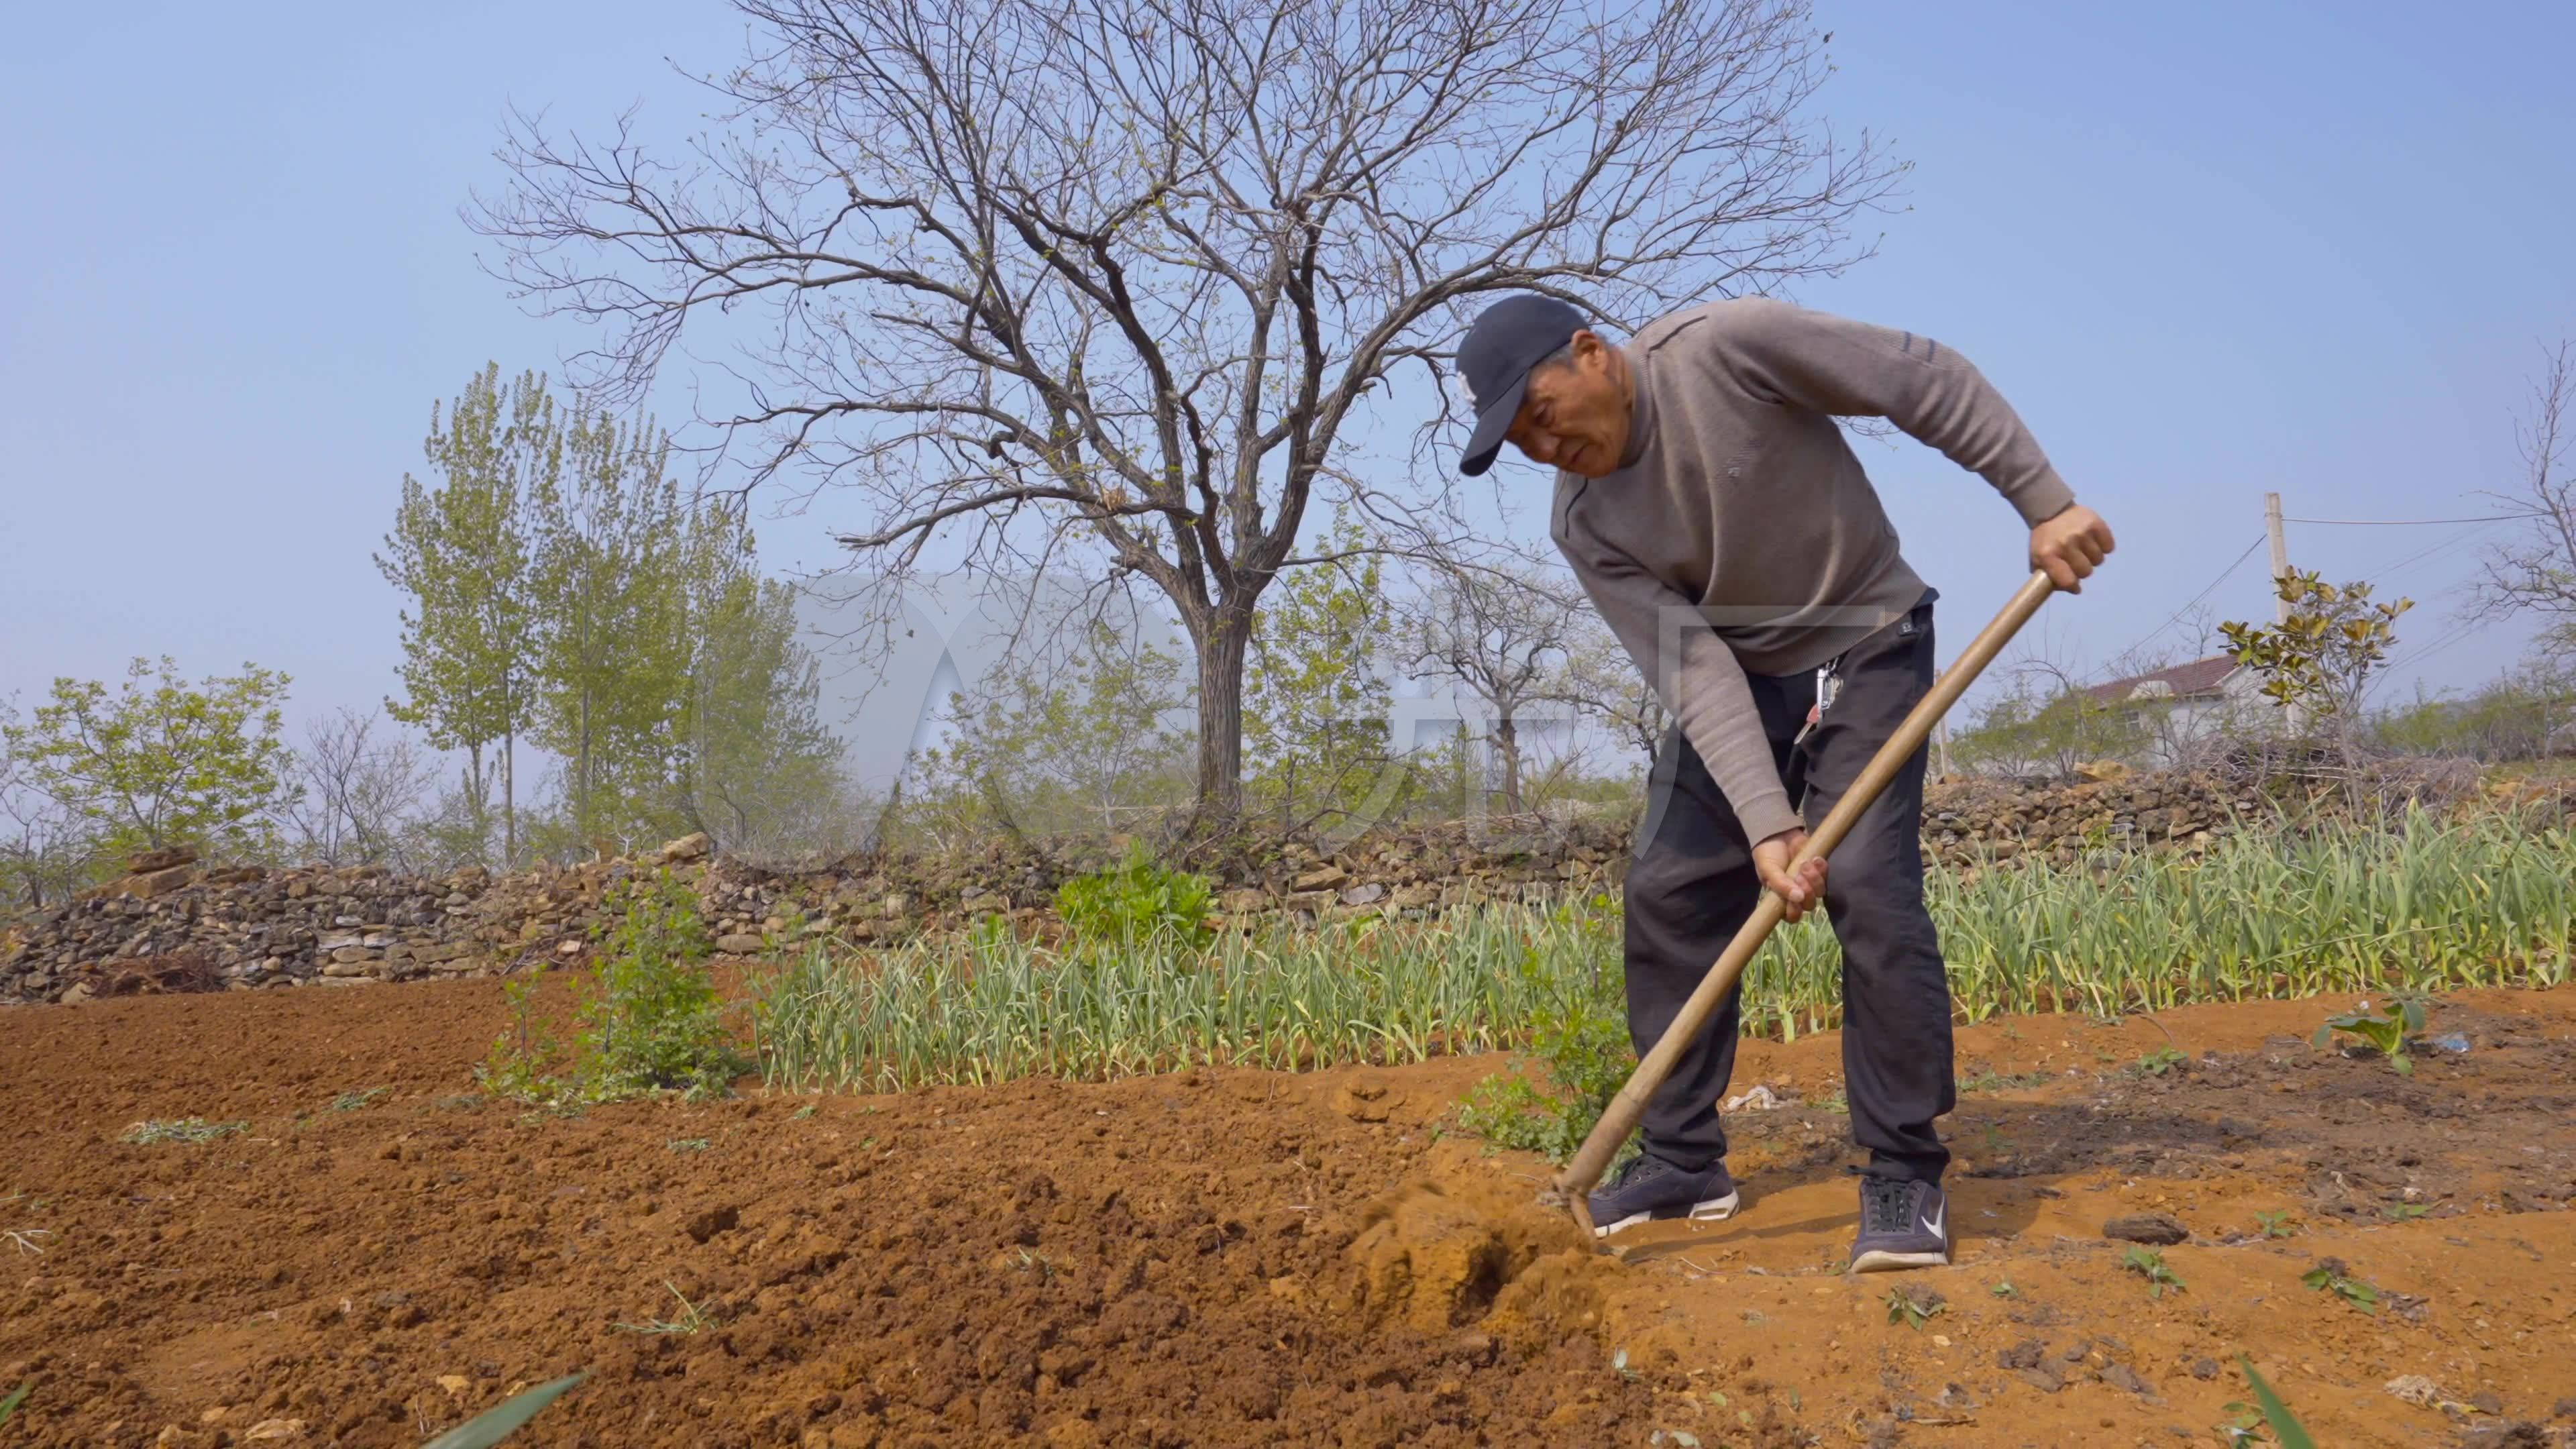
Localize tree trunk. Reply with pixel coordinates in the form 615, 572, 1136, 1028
1190, 609, 1249, 828
1495, 714, 1523, 814
501, 727, 517, 869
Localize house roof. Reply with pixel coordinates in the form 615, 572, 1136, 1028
2081, 654, 2241, 704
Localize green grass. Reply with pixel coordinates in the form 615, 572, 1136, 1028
750, 814, 2574, 1093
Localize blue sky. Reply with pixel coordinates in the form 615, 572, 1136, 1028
3, 0, 2570, 774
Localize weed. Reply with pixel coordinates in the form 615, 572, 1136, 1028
481, 870, 749, 1107
1883, 1287, 1946, 1330
2122, 1246, 2186, 1297
613, 1282, 716, 1336
667, 1137, 710, 1154
2225, 1355, 2316, 1449
2313, 996, 2426, 1075
791, 1104, 816, 1120
1960, 1069, 2053, 1093
1454, 947, 1631, 1165
2383, 1201, 2432, 1222
434, 1093, 486, 1113
326, 1087, 390, 1114
1989, 1279, 2019, 1299
2134, 1046, 2190, 1076
0, 1380, 24, 1427
2300, 1259, 2381, 1314
419, 1370, 586, 1449
2255, 1210, 2297, 1239
1816, 1089, 1849, 1116
1054, 843, 1215, 951
1012, 1248, 1057, 1283
120, 1118, 248, 1145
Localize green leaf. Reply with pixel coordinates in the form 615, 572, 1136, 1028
2236, 1356, 2316, 1449
2391, 1053, 2412, 1075
0, 1380, 30, 1425
419, 1371, 586, 1449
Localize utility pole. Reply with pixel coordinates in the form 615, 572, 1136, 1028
2263, 490, 2303, 734
2264, 491, 2292, 625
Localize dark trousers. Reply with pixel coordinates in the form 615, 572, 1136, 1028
1623, 590, 1952, 1184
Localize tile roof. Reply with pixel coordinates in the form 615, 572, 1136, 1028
2081, 654, 2241, 704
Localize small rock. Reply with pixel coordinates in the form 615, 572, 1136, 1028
2190, 1358, 2220, 1381
2385, 1374, 2442, 1407
127, 846, 200, 873
2102, 1212, 2190, 1246
2099, 1362, 2155, 1398
1290, 864, 1347, 892
2471, 1391, 2505, 1415
659, 831, 712, 863
1998, 1340, 2047, 1371
716, 933, 767, 955
1338, 882, 1385, 907
242, 1420, 307, 1442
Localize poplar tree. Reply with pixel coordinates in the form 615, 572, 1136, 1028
376, 364, 544, 865
1243, 515, 1393, 830
525, 408, 692, 852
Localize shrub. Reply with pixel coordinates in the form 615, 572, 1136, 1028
1455, 938, 1633, 1165
1054, 843, 1216, 951
479, 870, 747, 1104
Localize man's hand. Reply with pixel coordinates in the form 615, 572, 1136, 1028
1753, 828, 1827, 922
2031, 505, 2116, 593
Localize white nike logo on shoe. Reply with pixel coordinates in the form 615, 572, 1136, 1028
1921, 1204, 1944, 1238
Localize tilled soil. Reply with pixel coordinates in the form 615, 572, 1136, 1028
1, 981, 2571, 1448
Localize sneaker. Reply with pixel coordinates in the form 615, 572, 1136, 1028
1586, 1152, 1739, 1238
1849, 1176, 1950, 1271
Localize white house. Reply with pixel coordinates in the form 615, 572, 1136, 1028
2080, 654, 2275, 767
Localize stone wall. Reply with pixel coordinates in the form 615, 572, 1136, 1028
5, 766, 2563, 1005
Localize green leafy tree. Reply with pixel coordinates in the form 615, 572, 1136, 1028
376, 364, 545, 866
669, 499, 851, 855
2222, 570, 2414, 729
1244, 516, 1393, 830
1951, 676, 2151, 780
1, 657, 297, 862
916, 613, 1194, 840
0, 696, 101, 910
525, 405, 694, 855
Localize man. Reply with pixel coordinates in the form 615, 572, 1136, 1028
1452, 293, 2112, 1271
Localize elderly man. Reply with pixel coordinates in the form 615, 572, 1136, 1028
1452, 293, 2112, 1270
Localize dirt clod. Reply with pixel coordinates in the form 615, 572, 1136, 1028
2101, 1211, 2190, 1245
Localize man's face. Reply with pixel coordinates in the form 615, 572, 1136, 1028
1504, 330, 1629, 478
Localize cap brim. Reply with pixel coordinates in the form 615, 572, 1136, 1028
1456, 372, 1529, 477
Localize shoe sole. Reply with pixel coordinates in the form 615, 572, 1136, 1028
1849, 1246, 1950, 1273
1593, 1189, 1740, 1238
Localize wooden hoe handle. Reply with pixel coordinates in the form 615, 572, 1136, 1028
1555, 571, 2061, 1240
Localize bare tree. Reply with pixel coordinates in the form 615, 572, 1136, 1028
2473, 340, 2575, 662
1397, 558, 1584, 812
1554, 615, 1668, 772
478, 0, 1900, 825
276, 709, 436, 869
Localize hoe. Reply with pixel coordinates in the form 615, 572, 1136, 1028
1554, 570, 2063, 1245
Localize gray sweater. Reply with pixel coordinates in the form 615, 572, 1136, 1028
1550, 297, 2076, 844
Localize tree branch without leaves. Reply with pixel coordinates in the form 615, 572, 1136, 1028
476, 0, 1901, 822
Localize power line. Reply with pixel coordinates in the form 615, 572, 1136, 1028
2283, 513, 2530, 527
2098, 535, 2265, 673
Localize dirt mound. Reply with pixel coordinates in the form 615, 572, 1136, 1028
1337, 1167, 1613, 1346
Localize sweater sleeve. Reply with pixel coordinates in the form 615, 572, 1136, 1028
1553, 504, 1802, 844
1716, 297, 2078, 527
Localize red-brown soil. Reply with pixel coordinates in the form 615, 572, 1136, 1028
2, 981, 2573, 1447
